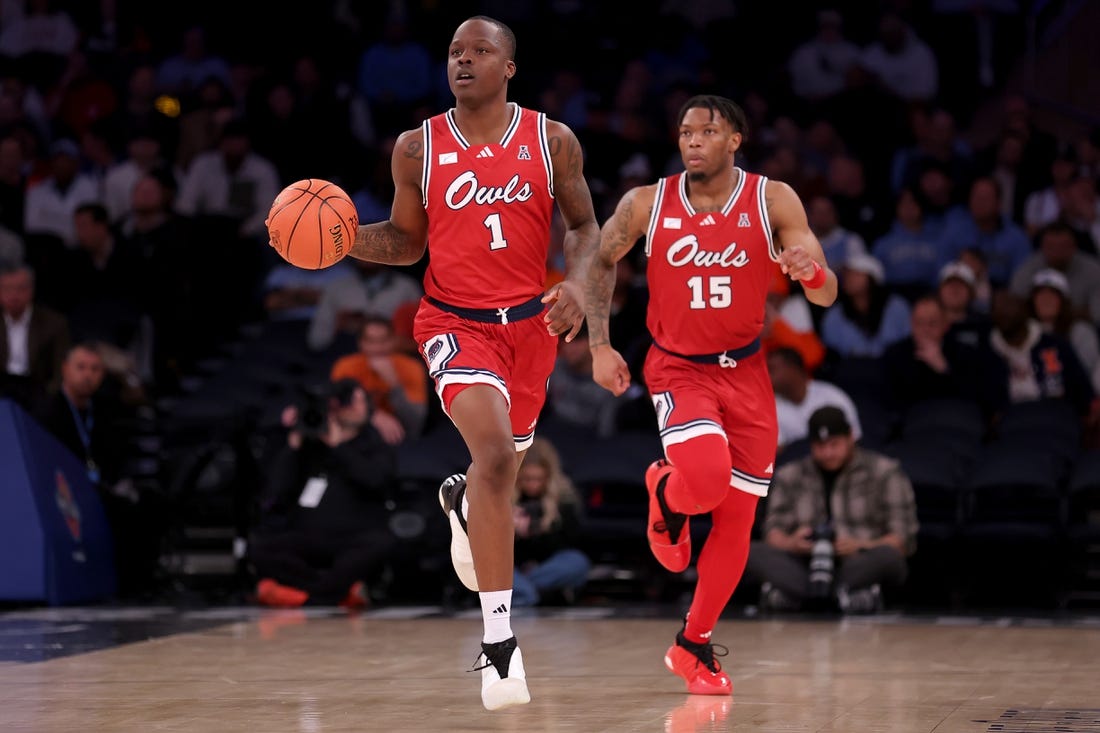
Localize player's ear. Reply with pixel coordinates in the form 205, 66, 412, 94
505, 60, 516, 81
729, 131, 742, 154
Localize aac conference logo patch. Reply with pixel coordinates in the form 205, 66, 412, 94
54, 470, 82, 542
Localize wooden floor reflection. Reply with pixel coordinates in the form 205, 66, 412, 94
1, 608, 1099, 732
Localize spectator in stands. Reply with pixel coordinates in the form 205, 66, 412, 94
36, 341, 162, 597
511, 437, 591, 607
22, 138, 102, 249
102, 126, 168, 225
0, 135, 28, 235
154, 25, 233, 101
786, 9, 861, 104
173, 116, 281, 244
988, 289, 1098, 420
1062, 175, 1100, 255
330, 315, 428, 445
762, 273, 825, 374
769, 347, 861, 453
891, 108, 974, 199
808, 193, 866, 272
858, 10, 938, 104
307, 259, 422, 353
262, 257, 355, 323
938, 176, 1031, 286
882, 293, 1007, 416
547, 324, 630, 437
746, 406, 918, 614
958, 246, 994, 314
1023, 149, 1078, 236
1009, 221, 1100, 324
249, 378, 398, 609
1028, 269, 1100, 393
872, 186, 948, 300
820, 253, 911, 358
937, 260, 993, 351
0, 263, 69, 411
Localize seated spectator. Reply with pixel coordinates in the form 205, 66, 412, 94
1062, 175, 1100, 255
0, 263, 70, 412
820, 253, 911, 358
511, 437, 591, 607
808, 193, 866, 273
768, 347, 862, 452
988, 289, 1098, 421
36, 341, 163, 597
872, 187, 945, 300
330, 316, 429, 444
249, 379, 398, 608
22, 138, 102, 249
262, 258, 356, 323
937, 260, 992, 351
547, 324, 630, 437
938, 176, 1031, 287
1023, 149, 1078, 236
1028, 269, 1100, 393
1011, 221, 1100, 324
786, 10, 861, 104
762, 270, 825, 374
883, 294, 1007, 416
958, 246, 994, 314
0, 223, 22, 267
308, 259, 423, 353
745, 406, 918, 614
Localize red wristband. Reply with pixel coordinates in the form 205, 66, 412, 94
803, 260, 827, 289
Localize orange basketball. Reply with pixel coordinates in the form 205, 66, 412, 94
267, 179, 358, 270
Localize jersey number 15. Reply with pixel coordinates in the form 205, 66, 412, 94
687, 275, 732, 309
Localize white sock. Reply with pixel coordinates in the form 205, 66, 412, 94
480, 589, 513, 643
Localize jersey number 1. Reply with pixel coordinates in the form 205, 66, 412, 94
484, 213, 508, 251
687, 275, 732, 309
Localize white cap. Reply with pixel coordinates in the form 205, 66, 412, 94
938, 261, 976, 288
843, 253, 885, 284
1031, 268, 1070, 297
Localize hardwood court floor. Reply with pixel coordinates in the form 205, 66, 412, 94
0, 606, 1098, 732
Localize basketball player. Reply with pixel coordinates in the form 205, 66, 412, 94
583, 95, 837, 696
338, 17, 599, 710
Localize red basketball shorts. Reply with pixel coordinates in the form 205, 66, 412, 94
643, 347, 778, 496
414, 299, 557, 450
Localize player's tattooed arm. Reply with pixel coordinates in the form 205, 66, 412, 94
547, 122, 600, 280
585, 185, 652, 349
348, 130, 429, 266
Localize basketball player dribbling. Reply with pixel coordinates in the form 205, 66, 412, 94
335, 16, 599, 710
584, 95, 838, 696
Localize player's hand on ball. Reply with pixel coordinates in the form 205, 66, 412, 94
591, 345, 631, 396
542, 280, 585, 341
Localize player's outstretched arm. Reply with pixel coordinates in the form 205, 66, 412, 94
348, 129, 429, 266
767, 180, 838, 307
543, 120, 600, 342
584, 184, 653, 396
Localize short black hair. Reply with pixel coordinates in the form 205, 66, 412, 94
768, 346, 805, 372
467, 15, 516, 61
677, 95, 748, 138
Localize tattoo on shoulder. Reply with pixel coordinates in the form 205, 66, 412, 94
403, 139, 423, 161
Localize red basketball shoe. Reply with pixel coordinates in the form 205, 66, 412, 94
664, 631, 733, 696
645, 460, 690, 572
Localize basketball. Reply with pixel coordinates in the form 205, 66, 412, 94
267, 179, 358, 270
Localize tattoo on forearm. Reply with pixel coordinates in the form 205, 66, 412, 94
349, 224, 418, 264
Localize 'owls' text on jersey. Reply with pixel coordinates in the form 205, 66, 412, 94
645, 167, 779, 355
421, 103, 554, 309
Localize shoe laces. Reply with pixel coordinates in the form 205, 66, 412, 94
678, 635, 729, 674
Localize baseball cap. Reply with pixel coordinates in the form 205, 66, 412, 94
938, 261, 976, 288
808, 406, 852, 442
1031, 267, 1070, 297
843, 253, 885, 284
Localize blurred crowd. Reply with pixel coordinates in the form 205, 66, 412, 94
1, 0, 1097, 604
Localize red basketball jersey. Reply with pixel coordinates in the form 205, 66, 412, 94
644, 168, 780, 354
421, 104, 554, 309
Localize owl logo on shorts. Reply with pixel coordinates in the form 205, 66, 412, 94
427, 340, 443, 362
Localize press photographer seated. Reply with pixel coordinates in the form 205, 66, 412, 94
745, 406, 919, 614
248, 378, 398, 608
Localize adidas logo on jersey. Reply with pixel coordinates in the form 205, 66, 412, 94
476, 147, 495, 158
699, 214, 717, 226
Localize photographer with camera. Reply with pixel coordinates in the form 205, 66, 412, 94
248, 378, 399, 608
745, 406, 918, 614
